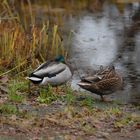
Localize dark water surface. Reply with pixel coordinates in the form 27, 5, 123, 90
20, 0, 140, 104
61, 1, 140, 104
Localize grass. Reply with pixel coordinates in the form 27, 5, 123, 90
8, 80, 27, 103
0, 76, 139, 138
0, 104, 18, 114
114, 112, 140, 128
79, 96, 94, 109
0, 21, 65, 73
0, 0, 68, 76
1, 0, 109, 76
0, 1, 139, 139
64, 86, 76, 105
36, 85, 58, 104
114, 114, 133, 128
105, 107, 122, 116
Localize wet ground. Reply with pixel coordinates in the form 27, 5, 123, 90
9, 0, 140, 104
63, 1, 140, 104
0, 95, 140, 140
0, 1, 140, 140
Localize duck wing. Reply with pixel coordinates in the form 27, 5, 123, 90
32, 62, 66, 78
81, 75, 102, 83
95, 76, 122, 94
34, 60, 54, 72
81, 66, 116, 83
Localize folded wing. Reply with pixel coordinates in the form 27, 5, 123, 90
32, 62, 66, 78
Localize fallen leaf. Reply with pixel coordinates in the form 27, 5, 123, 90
135, 123, 140, 129
0, 75, 9, 83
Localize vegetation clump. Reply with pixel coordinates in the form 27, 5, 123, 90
0, 1, 139, 139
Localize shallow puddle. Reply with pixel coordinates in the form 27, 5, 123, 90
62, 1, 140, 104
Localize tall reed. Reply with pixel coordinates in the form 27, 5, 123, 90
0, 0, 67, 75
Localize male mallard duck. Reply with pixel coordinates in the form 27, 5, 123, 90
77, 66, 123, 101
27, 55, 73, 86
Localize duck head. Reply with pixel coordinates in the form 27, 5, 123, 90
109, 65, 115, 70
55, 55, 65, 63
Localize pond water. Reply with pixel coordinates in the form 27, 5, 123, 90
61, 1, 140, 104
21, 0, 140, 104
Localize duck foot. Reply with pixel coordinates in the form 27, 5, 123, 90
100, 95, 113, 102
100, 95, 105, 102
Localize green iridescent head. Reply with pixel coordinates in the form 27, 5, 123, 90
55, 55, 65, 63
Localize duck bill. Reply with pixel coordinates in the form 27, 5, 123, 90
77, 82, 91, 87
25, 77, 30, 80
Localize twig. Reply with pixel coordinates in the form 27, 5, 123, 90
0, 17, 18, 20
0, 60, 27, 77
15, 67, 31, 76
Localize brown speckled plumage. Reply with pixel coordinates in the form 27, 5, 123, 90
78, 66, 123, 101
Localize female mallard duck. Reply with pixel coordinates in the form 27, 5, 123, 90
77, 66, 123, 101
27, 55, 73, 86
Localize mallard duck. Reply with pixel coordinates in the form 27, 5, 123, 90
27, 55, 73, 86
77, 66, 123, 101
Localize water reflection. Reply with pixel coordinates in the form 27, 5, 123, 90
68, 2, 140, 104
77, 16, 118, 66
14, 0, 140, 104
